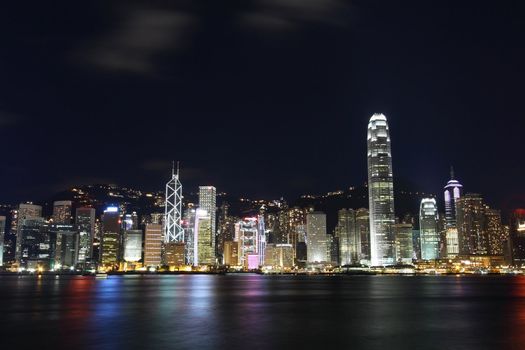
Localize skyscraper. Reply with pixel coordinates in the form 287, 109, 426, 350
356, 208, 370, 264
223, 240, 240, 266
510, 210, 525, 266
164, 242, 186, 267
445, 228, 459, 258
264, 244, 294, 269
484, 208, 507, 255
419, 198, 440, 260
52, 200, 73, 224
237, 217, 260, 267
144, 223, 163, 267
182, 205, 197, 265
52, 224, 79, 269
100, 206, 121, 270
18, 217, 46, 269
257, 214, 266, 265
306, 212, 328, 264
76, 207, 95, 264
165, 163, 184, 243
123, 230, 143, 263
199, 186, 217, 255
0, 216, 5, 266
336, 209, 354, 266
444, 167, 463, 228
194, 209, 215, 266
394, 223, 414, 264
456, 193, 487, 255
367, 113, 396, 266
336, 209, 363, 265
15, 203, 43, 264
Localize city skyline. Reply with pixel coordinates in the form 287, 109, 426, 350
2, 3, 525, 349
1, 109, 518, 271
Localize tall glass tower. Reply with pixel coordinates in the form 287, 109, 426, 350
419, 198, 440, 260
198, 186, 217, 262
444, 167, 463, 228
367, 113, 396, 266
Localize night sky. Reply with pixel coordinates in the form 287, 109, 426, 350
1, 1, 524, 208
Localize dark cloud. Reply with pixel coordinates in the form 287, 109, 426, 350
0, 111, 24, 126
75, 8, 195, 75
240, 0, 350, 30
141, 160, 173, 173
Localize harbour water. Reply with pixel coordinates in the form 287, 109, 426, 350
1, 274, 524, 349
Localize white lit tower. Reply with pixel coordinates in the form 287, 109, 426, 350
257, 213, 266, 266
444, 166, 463, 228
165, 162, 184, 243
419, 198, 440, 260
367, 113, 396, 266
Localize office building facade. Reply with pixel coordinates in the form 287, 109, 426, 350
306, 212, 328, 264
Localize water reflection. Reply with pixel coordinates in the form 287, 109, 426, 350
1, 275, 525, 349
509, 276, 525, 346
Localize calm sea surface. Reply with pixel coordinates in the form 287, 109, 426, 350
1, 274, 524, 350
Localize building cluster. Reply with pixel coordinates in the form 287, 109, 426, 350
0, 113, 524, 274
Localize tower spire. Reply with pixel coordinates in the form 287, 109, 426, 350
450, 165, 455, 180
165, 161, 184, 243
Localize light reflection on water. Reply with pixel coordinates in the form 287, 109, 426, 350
1, 275, 525, 349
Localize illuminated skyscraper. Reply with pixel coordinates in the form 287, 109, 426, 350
164, 242, 186, 267
456, 193, 487, 255
306, 212, 328, 263
445, 228, 459, 258
484, 208, 507, 255
165, 163, 184, 243
0, 216, 5, 266
194, 209, 215, 266
15, 203, 43, 263
356, 208, 370, 264
394, 223, 414, 264
52, 224, 79, 269
257, 214, 266, 265
199, 186, 216, 255
419, 198, 440, 260
76, 207, 95, 263
123, 230, 143, 262
336, 209, 352, 265
223, 240, 240, 266
183, 205, 196, 265
144, 223, 163, 267
52, 200, 73, 224
510, 210, 525, 266
237, 217, 260, 267
336, 209, 360, 265
367, 113, 396, 266
444, 167, 463, 228
264, 244, 294, 269
100, 206, 121, 270
18, 217, 46, 269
